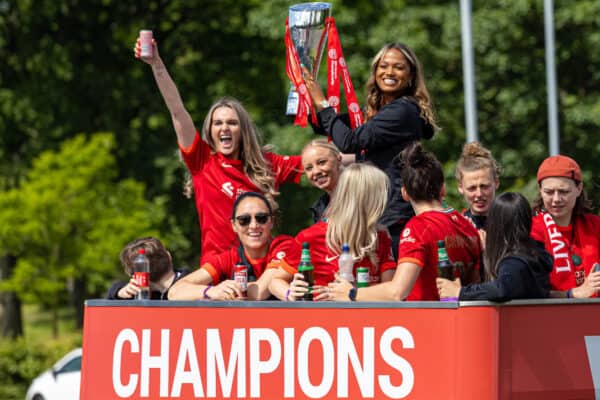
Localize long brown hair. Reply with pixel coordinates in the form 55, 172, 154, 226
184, 97, 279, 209
365, 43, 438, 130
484, 193, 537, 280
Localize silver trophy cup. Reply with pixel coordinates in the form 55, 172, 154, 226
286, 2, 332, 115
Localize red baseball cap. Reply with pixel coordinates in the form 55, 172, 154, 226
537, 155, 582, 183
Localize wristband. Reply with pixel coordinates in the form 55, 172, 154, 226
285, 289, 291, 302
203, 285, 212, 300
348, 287, 357, 301
566, 289, 573, 299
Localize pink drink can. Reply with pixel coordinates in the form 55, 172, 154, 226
140, 30, 153, 58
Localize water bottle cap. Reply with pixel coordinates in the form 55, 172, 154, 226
302, 242, 309, 249
342, 243, 349, 252
137, 248, 146, 255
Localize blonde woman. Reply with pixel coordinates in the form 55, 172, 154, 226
134, 35, 303, 263
269, 163, 396, 301
301, 139, 343, 222
327, 142, 482, 302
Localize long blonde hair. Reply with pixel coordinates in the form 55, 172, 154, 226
325, 163, 389, 265
365, 43, 438, 130
183, 97, 279, 208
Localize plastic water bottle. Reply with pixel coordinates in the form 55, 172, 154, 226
133, 248, 150, 300
338, 243, 355, 283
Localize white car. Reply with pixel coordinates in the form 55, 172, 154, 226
26, 347, 82, 400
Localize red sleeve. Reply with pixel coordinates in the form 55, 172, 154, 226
377, 229, 397, 273
266, 235, 301, 274
397, 220, 426, 268
202, 249, 236, 284
266, 153, 303, 186
179, 131, 212, 173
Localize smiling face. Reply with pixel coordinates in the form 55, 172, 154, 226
302, 145, 342, 194
457, 168, 499, 216
231, 196, 273, 257
210, 106, 241, 159
375, 48, 413, 103
540, 177, 582, 226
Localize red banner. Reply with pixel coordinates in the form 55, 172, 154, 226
80, 300, 600, 399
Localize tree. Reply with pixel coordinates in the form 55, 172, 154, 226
0, 133, 166, 337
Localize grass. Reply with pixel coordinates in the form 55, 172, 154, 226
0, 304, 82, 346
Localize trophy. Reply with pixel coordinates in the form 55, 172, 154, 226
285, 2, 332, 115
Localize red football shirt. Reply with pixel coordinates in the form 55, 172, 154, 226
201, 235, 300, 284
281, 221, 396, 286
531, 213, 600, 292
398, 209, 482, 301
180, 133, 303, 264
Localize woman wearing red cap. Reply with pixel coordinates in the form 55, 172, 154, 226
531, 155, 600, 298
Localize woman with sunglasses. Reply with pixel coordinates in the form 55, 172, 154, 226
168, 192, 299, 300
135, 35, 303, 265
303, 43, 438, 259
269, 163, 396, 301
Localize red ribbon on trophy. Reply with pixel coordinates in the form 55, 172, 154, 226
285, 17, 315, 127
325, 17, 364, 129
285, 17, 364, 129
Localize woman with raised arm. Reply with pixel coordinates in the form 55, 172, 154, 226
269, 163, 396, 301
169, 192, 299, 301
134, 35, 303, 263
303, 42, 438, 258
325, 142, 482, 302
437, 192, 553, 301
530, 155, 600, 299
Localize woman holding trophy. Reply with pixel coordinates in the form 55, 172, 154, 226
303, 42, 439, 259
134, 35, 303, 264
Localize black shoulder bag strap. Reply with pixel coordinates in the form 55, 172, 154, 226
233, 244, 257, 282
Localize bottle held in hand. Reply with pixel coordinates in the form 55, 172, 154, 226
133, 248, 150, 300
298, 242, 314, 301
437, 240, 457, 301
338, 243, 355, 283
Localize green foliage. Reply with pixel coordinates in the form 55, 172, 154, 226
0, 334, 80, 400
0, 133, 166, 327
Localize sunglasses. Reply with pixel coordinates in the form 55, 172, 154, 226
235, 212, 271, 226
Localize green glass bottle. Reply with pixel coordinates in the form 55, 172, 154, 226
298, 242, 314, 301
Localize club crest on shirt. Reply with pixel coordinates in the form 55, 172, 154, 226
400, 228, 416, 244
221, 182, 234, 197
276, 251, 286, 260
